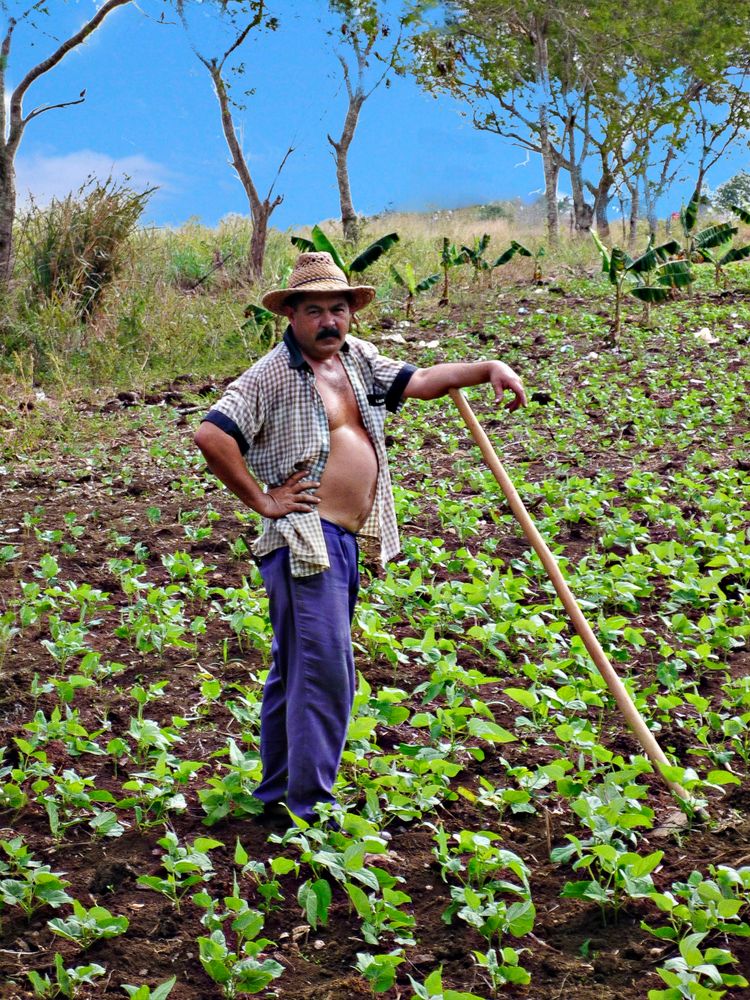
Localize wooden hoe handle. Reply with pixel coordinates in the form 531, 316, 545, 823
449, 388, 689, 804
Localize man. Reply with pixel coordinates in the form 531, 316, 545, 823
195, 251, 526, 826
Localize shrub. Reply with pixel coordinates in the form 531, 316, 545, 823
19, 177, 154, 319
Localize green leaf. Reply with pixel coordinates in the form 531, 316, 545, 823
681, 187, 701, 234
310, 225, 347, 272
415, 273, 441, 293
657, 261, 693, 288
290, 235, 315, 252
629, 247, 660, 273
492, 246, 518, 267
591, 230, 610, 272
719, 244, 750, 266
350, 233, 400, 273
731, 203, 750, 224
654, 239, 681, 259
510, 240, 532, 257
694, 222, 738, 250
467, 718, 516, 743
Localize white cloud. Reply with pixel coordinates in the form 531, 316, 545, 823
14, 150, 175, 206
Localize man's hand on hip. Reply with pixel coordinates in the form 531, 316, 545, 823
259, 470, 321, 518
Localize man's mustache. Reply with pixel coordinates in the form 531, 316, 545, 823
316, 328, 341, 340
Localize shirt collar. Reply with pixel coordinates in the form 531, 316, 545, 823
283, 325, 350, 371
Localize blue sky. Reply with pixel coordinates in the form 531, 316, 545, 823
7, 1, 747, 231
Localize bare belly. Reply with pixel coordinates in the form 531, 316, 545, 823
316, 424, 378, 533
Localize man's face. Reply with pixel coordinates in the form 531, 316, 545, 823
283, 293, 353, 362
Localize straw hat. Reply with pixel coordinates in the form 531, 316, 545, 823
261, 252, 376, 315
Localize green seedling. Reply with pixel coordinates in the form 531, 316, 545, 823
198, 739, 264, 826
234, 839, 297, 912
472, 946, 531, 990
408, 966, 487, 1000
197, 926, 284, 998
0, 864, 73, 917
120, 754, 204, 829
48, 899, 129, 948
557, 843, 663, 924
643, 864, 750, 941
136, 831, 223, 911
648, 931, 748, 999
121, 976, 177, 1000
345, 881, 416, 946
26, 953, 106, 998
38, 767, 120, 841
355, 950, 406, 994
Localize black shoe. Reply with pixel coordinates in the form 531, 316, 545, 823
252, 801, 291, 829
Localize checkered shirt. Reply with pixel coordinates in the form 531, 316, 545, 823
202, 327, 416, 577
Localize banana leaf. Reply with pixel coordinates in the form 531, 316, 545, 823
510, 240, 533, 257
477, 233, 491, 254
415, 272, 442, 293
629, 247, 659, 274
694, 223, 738, 250
681, 187, 701, 235
591, 230, 611, 273
350, 233, 400, 273
492, 245, 518, 267
654, 239, 681, 260
720, 244, 750, 266
389, 263, 410, 291
309, 225, 347, 273
657, 260, 693, 288
630, 285, 671, 303
609, 246, 633, 284
731, 204, 750, 225
290, 235, 315, 252
242, 303, 276, 329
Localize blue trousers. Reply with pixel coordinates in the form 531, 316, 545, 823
254, 520, 359, 822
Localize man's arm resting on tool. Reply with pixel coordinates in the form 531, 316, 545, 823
194, 422, 320, 518
403, 361, 527, 411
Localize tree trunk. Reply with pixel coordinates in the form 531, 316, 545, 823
250, 201, 273, 282
567, 115, 593, 233
595, 191, 611, 240
542, 153, 560, 245
640, 164, 659, 239
627, 181, 640, 250
570, 162, 594, 233
589, 158, 614, 240
211, 66, 282, 281
329, 93, 364, 243
0, 152, 16, 287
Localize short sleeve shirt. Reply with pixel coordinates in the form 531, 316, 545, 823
202, 327, 416, 577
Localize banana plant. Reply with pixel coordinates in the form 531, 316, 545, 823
390, 263, 440, 319
592, 232, 689, 341
493, 240, 546, 282
690, 204, 750, 287
439, 237, 468, 304
460, 233, 492, 281
242, 303, 280, 347
679, 187, 739, 278
291, 224, 399, 279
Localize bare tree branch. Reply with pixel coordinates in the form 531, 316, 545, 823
23, 91, 87, 127
7, 0, 132, 154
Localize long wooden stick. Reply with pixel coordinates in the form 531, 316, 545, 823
450, 388, 689, 803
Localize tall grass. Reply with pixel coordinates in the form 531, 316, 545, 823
18, 178, 154, 319
0, 198, 632, 390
